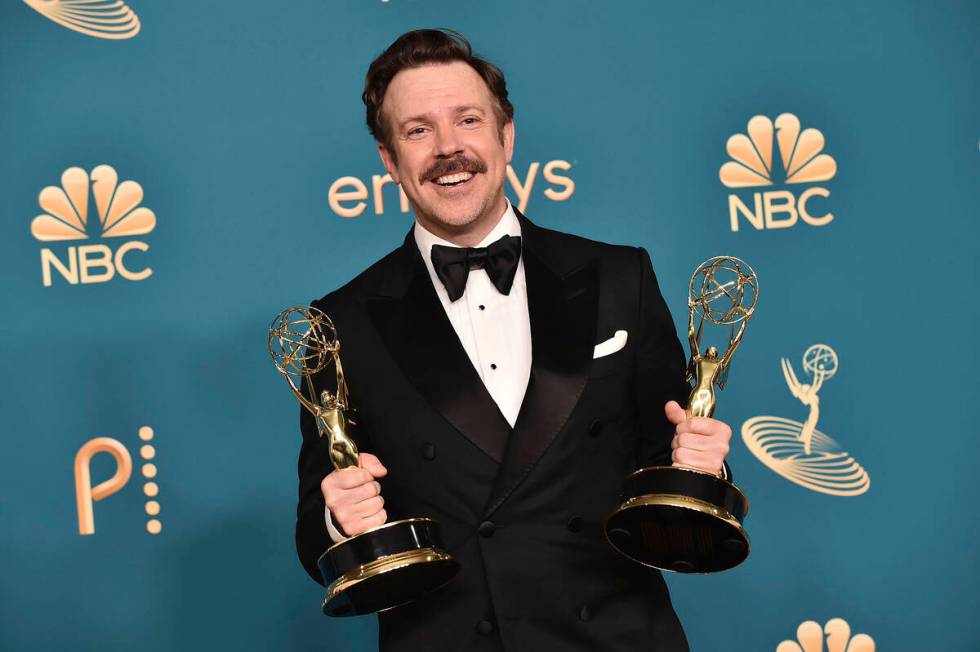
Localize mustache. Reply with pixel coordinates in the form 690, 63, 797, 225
420, 155, 488, 184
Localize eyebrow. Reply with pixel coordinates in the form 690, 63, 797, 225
398, 105, 487, 129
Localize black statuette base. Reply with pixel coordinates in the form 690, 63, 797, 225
316, 517, 460, 616
605, 466, 750, 574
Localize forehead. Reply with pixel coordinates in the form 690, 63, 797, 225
383, 61, 495, 120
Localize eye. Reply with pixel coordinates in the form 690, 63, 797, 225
405, 126, 429, 139
459, 116, 481, 128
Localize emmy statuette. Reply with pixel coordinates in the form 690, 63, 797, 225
605, 256, 757, 573
269, 306, 459, 615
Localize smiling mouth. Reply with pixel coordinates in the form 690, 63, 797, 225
433, 171, 475, 187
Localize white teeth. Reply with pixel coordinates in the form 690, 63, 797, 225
435, 172, 473, 185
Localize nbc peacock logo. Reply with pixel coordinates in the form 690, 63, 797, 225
741, 344, 870, 496
776, 617, 875, 652
23, 0, 141, 40
720, 113, 837, 232
31, 164, 156, 287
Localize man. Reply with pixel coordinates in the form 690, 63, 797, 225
295, 29, 733, 651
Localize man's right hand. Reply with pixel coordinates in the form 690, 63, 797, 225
321, 452, 388, 537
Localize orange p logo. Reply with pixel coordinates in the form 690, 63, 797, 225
74, 437, 133, 535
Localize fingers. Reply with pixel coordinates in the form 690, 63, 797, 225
674, 416, 732, 438
664, 400, 687, 426
351, 495, 385, 518
671, 431, 729, 455
322, 473, 380, 507
669, 413, 732, 476
321, 458, 388, 536
671, 448, 723, 475
329, 466, 376, 490
359, 452, 388, 478
343, 480, 382, 504
351, 509, 388, 535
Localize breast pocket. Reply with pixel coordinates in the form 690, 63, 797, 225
588, 347, 630, 379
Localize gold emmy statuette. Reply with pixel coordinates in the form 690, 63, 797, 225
605, 256, 757, 573
268, 306, 459, 616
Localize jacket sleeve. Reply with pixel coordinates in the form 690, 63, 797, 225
631, 247, 693, 470
630, 248, 734, 480
293, 298, 374, 584
295, 372, 334, 585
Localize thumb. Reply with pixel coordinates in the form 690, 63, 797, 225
359, 452, 388, 478
664, 400, 687, 426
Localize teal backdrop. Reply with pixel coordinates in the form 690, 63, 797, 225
2, 1, 978, 650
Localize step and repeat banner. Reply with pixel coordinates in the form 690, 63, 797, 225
2, 1, 978, 650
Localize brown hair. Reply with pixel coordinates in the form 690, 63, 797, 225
363, 29, 515, 152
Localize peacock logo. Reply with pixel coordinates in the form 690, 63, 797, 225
720, 113, 837, 232
30, 165, 155, 287
741, 344, 870, 496
23, 0, 141, 40
776, 618, 875, 652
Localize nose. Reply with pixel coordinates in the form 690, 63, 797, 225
432, 124, 463, 158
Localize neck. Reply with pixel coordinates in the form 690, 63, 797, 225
416, 194, 508, 247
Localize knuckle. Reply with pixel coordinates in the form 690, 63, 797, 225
345, 522, 364, 536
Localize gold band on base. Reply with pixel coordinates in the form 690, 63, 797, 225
615, 492, 747, 537
323, 548, 456, 614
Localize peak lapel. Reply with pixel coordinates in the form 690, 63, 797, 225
365, 235, 512, 464
483, 221, 598, 518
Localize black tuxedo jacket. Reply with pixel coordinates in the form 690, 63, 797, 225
296, 214, 692, 651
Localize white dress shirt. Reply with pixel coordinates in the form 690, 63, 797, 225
413, 201, 532, 426
326, 201, 532, 541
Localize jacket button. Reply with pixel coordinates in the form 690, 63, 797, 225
588, 419, 603, 436
578, 605, 593, 622
478, 521, 496, 538
421, 442, 436, 460
566, 516, 584, 533
475, 619, 494, 635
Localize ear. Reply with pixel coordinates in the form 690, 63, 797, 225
378, 142, 400, 184
503, 120, 515, 164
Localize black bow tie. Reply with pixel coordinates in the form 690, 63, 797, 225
430, 234, 522, 302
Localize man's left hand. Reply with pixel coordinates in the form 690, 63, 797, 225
664, 400, 731, 476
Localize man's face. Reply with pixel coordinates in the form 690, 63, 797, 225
378, 61, 515, 243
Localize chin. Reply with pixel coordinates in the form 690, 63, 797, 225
428, 199, 490, 228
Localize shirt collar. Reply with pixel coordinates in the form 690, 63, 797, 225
413, 200, 521, 259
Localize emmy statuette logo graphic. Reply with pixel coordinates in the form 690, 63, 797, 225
776, 618, 875, 652
742, 344, 870, 496
75, 426, 162, 535
24, 0, 141, 40
720, 114, 837, 232
31, 165, 156, 287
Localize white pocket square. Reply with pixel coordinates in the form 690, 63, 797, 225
593, 330, 628, 359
